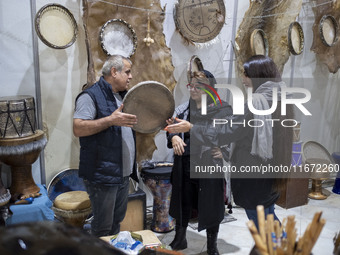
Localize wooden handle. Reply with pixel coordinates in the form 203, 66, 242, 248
257, 205, 267, 245
247, 220, 269, 255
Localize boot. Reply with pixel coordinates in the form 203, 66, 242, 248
169, 225, 187, 250
207, 226, 220, 255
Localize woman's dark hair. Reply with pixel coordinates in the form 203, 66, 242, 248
243, 55, 293, 192
243, 55, 282, 92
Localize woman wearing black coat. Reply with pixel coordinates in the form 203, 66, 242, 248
166, 70, 232, 255
166, 55, 294, 229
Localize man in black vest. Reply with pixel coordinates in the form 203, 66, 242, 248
73, 55, 138, 237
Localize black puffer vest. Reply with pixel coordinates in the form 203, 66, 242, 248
77, 77, 137, 185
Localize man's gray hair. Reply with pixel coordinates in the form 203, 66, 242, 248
102, 55, 131, 76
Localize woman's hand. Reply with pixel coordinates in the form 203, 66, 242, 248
165, 118, 193, 133
211, 147, 223, 159
171, 135, 187, 156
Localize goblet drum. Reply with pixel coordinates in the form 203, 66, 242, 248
0, 95, 46, 199
0, 130, 47, 199
140, 161, 174, 233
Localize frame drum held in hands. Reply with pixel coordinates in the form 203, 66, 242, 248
122, 81, 175, 134
35, 4, 78, 49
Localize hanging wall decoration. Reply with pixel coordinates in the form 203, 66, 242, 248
234, 0, 302, 76
288, 21, 304, 55
319, 15, 339, 47
311, 0, 340, 73
250, 29, 269, 56
173, 0, 225, 45
100, 19, 138, 57
82, 0, 176, 162
187, 55, 204, 83
35, 3, 78, 49
143, 12, 155, 47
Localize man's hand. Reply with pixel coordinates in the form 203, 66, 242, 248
108, 104, 137, 128
73, 104, 137, 137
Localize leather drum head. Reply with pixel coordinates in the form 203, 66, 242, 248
250, 29, 269, 56
123, 81, 175, 134
288, 21, 304, 55
35, 4, 78, 49
187, 55, 204, 83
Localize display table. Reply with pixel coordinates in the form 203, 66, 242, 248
6, 184, 54, 225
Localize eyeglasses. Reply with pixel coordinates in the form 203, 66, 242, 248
186, 81, 210, 91
186, 83, 201, 91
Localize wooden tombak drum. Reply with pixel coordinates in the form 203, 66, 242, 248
0, 96, 47, 199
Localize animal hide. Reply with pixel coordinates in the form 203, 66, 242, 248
82, 0, 176, 162
234, 0, 302, 76
311, 0, 340, 73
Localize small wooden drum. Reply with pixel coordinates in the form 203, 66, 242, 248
52, 191, 92, 228
141, 162, 174, 233
0, 96, 36, 139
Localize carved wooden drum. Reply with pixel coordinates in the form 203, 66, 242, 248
0, 96, 36, 139
0, 96, 46, 198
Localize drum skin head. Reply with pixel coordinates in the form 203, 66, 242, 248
54, 191, 90, 210
123, 81, 175, 134
288, 21, 304, 55
35, 3, 78, 49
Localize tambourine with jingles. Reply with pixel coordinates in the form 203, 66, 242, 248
122, 81, 175, 134
100, 19, 137, 58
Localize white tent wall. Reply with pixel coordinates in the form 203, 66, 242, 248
0, 0, 339, 188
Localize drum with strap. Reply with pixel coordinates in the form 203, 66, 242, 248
141, 161, 174, 233
52, 191, 92, 228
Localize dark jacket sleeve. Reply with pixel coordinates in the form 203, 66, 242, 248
190, 104, 253, 147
